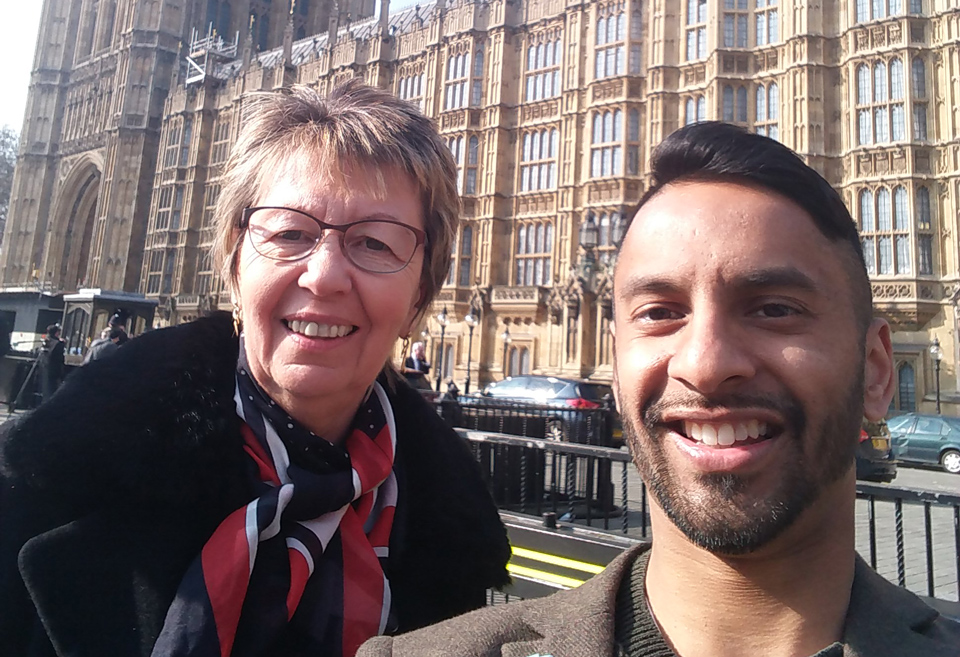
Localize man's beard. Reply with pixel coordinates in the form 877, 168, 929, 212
622, 384, 863, 555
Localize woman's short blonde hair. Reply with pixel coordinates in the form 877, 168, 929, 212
213, 80, 459, 322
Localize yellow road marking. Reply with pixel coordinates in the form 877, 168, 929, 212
507, 563, 586, 589
510, 546, 605, 575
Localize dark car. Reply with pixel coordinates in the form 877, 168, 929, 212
856, 418, 897, 483
888, 413, 960, 474
467, 375, 622, 446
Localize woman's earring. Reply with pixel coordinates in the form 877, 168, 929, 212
232, 303, 243, 336
400, 336, 410, 361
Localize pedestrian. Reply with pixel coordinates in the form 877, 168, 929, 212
403, 341, 431, 374
37, 323, 64, 403
0, 80, 509, 657
357, 123, 960, 656
83, 327, 125, 363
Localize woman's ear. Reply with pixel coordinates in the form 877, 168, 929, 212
863, 318, 895, 422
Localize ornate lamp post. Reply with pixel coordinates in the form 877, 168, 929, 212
578, 214, 600, 284
930, 337, 943, 414
501, 326, 512, 376
464, 308, 478, 394
434, 306, 449, 392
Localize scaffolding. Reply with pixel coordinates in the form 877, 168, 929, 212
185, 24, 239, 85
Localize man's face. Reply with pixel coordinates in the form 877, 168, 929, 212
612, 181, 891, 555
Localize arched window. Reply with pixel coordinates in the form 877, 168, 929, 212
737, 86, 748, 122
468, 136, 479, 165
912, 58, 926, 98
873, 62, 888, 102
897, 363, 916, 411
859, 189, 875, 232
593, 114, 602, 142
527, 46, 536, 70
443, 343, 454, 379
685, 98, 696, 125
916, 186, 931, 228
696, 96, 706, 122
509, 347, 520, 376
599, 213, 611, 246
891, 58, 904, 99
757, 85, 767, 122
517, 225, 527, 254
629, 109, 640, 140
613, 110, 623, 140
723, 85, 734, 121
877, 188, 892, 230
893, 186, 908, 230
603, 112, 613, 141
856, 65, 870, 105
597, 16, 607, 45
520, 348, 531, 375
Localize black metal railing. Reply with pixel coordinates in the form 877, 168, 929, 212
458, 428, 960, 603
460, 429, 643, 535
856, 483, 960, 602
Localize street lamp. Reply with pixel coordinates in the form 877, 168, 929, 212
501, 326, 512, 376
464, 308, 478, 394
578, 214, 599, 283
434, 306, 449, 392
930, 337, 943, 414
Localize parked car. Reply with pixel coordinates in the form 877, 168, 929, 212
856, 418, 898, 483
887, 413, 960, 474
466, 375, 622, 446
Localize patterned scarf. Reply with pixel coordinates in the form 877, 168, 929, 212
152, 347, 398, 657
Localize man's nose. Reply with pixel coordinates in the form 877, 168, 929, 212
667, 308, 756, 395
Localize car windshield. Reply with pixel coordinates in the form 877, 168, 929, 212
577, 383, 613, 401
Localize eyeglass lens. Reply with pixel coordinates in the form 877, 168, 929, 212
246, 207, 419, 273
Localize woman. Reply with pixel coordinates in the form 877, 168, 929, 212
0, 81, 510, 657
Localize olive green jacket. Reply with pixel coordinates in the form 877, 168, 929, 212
358, 543, 960, 657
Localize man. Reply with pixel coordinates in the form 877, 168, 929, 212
403, 341, 431, 374
358, 123, 960, 656
83, 327, 124, 363
37, 323, 65, 403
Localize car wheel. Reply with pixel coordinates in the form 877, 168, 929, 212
941, 449, 960, 475
545, 419, 564, 441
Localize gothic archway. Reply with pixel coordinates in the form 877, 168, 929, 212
46, 159, 102, 292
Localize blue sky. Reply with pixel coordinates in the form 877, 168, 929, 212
0, 1, 426, 134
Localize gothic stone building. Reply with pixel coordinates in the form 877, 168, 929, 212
6, 0, 960, 413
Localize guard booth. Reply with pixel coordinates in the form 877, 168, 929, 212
61, 289, 158, 363
0, 289, 66, 407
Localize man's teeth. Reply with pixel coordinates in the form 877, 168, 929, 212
287, 320, 352, 338
682, 420, 770, 446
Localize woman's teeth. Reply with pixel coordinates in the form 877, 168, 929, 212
682, 420, 770, 447
287, 320, 352, 338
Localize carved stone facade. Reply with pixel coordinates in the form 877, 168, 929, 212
8, 0, 960, 413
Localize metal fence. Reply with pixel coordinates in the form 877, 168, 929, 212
457, 428, 960, 603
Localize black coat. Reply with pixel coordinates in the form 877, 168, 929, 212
0, 313, 510, 657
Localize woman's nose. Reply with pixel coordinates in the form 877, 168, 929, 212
298, 236, 353, 295
667, 308, 756, 395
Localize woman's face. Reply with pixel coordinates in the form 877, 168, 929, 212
236, 154, 425, 422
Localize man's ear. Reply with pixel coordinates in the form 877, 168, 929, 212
610, 319, 621, 414
863, 318, 895, 421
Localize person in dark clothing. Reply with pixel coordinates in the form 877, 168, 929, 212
83, 327, 124, 364
37, 324, 65, 403
402, 341, 431, 374
0, 81, 509, 657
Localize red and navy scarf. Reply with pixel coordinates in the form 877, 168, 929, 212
152, 351, 398, 657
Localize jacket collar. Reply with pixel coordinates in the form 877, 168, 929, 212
841, 555, 952, 657
505, 545, 952, 657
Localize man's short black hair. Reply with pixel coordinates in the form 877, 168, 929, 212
623, 122, 872, 332
46, 324, 60, 338
108, 328, 125, 341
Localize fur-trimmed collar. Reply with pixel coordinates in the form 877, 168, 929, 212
2, 313, 252, 509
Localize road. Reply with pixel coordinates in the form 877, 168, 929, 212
889, 463, 960, 493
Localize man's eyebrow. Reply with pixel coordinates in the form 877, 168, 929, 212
615, 267, 821, 300
615, 276, 685, 300
729, 267, 820, 294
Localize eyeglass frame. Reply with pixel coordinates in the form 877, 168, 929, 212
238, 205, 428, 274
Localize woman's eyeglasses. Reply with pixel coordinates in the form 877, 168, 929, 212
240, 206, 426, 274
